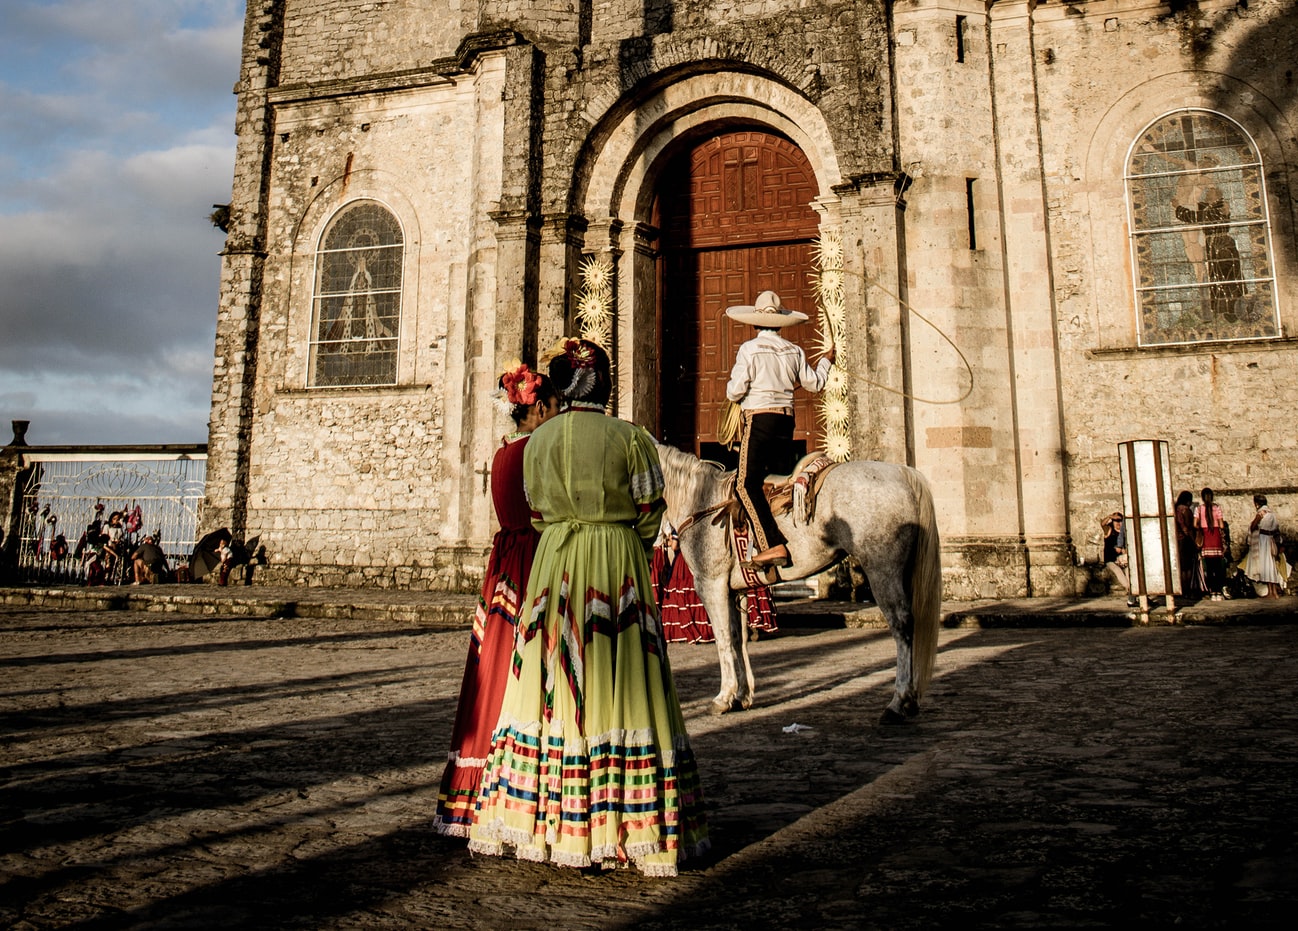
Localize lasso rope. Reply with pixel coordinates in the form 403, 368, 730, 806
835, 271, 976, 406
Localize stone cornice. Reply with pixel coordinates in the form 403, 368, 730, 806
266, 31, 528, 106
1087, 336, 1298, 359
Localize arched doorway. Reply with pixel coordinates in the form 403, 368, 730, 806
655, 128, 822, 463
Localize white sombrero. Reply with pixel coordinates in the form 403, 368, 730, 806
724, 290, 809, 328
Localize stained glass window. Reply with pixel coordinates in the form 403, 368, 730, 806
309, 201, 403, 386
1126, 110, 1278, 345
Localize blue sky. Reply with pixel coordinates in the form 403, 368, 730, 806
0, 1, 243, 446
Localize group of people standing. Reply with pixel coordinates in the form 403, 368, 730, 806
431, 340, 708, 876
432, 290, 834, 877
1104, 487, 1287, 602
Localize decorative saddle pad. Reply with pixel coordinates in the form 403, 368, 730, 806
764, 453, 838, 525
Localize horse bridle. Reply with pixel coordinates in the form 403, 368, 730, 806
669, 478, 739, 538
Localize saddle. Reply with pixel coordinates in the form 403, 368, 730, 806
763, 452, 838, 526
728, 453, 840, 588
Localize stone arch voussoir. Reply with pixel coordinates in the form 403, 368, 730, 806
577, 71, 841, 227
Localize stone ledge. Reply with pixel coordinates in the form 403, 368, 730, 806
0, 586, 476, 630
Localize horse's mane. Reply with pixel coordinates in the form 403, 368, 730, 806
654, 441, 732, 526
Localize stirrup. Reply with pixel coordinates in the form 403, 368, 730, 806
741, 562, 783, 585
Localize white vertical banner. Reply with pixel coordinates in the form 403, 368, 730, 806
1118, 440, 1180, 598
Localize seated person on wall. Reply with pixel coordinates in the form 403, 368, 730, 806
1101, 512, 1138, 608
102, 510, 128, 578
131, 535, 169, 585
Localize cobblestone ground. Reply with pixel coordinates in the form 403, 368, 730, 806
1, 607, 1296, 929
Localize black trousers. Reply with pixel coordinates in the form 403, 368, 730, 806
737, 412, 794, 552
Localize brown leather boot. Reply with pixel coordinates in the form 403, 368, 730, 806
750, 544, 791, 568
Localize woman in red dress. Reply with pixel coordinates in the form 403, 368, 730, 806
433, 364, 558, 836
651, 522, 778, 644
651, 524, 714, 643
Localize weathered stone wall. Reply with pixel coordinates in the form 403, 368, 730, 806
277, 1, 472, 84
211, 30, 517, 588
1034, 0, 1298, 569
206, 0, 1298, 595
892, 1, 1052, 597
571, 1, 894, 204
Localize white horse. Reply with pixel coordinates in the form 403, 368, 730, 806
654, 441, 942, 724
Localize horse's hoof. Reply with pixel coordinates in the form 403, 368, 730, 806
710, 699, 733, 716
878, 707, 908, 726
740, 695, 755, 710
901, 697, 921, 718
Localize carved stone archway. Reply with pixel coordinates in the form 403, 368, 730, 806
573, 71, 844, 432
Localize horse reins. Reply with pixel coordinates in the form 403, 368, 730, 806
671, 496, 735, 537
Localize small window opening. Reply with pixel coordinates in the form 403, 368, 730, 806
955, 16, 967, 63
966, 177, 977, 250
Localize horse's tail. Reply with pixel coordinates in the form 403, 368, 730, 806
906, 468, 942, 697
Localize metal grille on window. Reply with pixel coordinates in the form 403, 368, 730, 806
309, 201, 403, 386
1126, 110, 1279, 346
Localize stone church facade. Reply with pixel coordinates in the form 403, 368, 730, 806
204, 0, 1298, 597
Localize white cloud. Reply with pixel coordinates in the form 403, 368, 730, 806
0, 1, 241, 447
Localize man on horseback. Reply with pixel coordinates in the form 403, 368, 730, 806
725, 290, 835, 569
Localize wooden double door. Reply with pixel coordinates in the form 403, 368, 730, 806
656, 129, 822, 463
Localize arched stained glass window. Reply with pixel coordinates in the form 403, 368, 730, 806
1126, 110, 1279, 346
309, 201, 403, 386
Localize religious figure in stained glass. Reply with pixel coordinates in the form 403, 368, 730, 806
1126, 111, 1278, 345
309, 202, 403, 387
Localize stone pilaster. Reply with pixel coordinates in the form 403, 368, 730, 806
834, 179, 912, 466
989, 0, 1072, 594
537, 213, 589, 360
0, 421, 30, 578
626, 221, 661, 429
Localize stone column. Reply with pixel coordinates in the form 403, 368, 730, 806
832, 180, 911, 465
989, 0, 1072, 594
0, 421, 30, 578
626, 221, 660, 429
202, 4, 283, 541
536, 213, 588, 361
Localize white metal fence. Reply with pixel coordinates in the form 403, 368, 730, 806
15, 451, 206, 585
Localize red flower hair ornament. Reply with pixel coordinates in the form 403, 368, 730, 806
493, 362, 542, 416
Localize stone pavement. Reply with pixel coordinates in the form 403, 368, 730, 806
1, 587, 1296, 929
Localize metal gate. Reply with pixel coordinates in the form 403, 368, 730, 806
15, 451, 206, 585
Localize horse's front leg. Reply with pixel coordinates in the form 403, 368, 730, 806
695, 574, 750, 714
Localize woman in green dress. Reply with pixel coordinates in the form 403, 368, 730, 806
467, 338, 709, 877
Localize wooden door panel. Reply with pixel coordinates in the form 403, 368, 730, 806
658, 129, 822, 457
691, 245, 820, 450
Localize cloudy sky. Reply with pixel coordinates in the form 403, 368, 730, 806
0, 1, 243, 447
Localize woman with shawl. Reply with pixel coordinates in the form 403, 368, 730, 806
1244, 494, 1286, 599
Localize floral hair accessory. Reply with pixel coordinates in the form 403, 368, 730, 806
493, 361, 543, 416
500, 363, 542, 406
540, 336, 608, 402
563, 339, 597, 370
